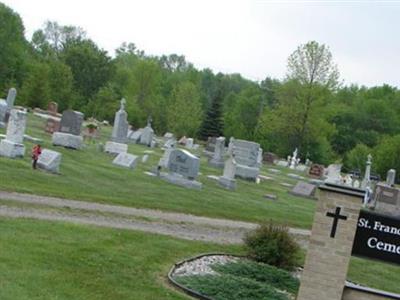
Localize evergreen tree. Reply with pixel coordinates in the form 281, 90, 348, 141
198, 90, 224, 140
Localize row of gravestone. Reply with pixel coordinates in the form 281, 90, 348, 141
0, 108, 62, 173
151, 137, 263, 190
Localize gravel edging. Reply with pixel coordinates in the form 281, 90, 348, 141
168, 253, 244, 300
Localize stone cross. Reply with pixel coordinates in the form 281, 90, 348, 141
120, 98, 126, 111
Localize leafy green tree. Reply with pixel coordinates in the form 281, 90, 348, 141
19, 61, 50, 108
343, 144, 372, 174
167, 82, 203, 137
224, 86, 263, 141
374, 135, 400, 182
62, 39, 114, 104
0, 3, 28, 92
48, 60, 74, 111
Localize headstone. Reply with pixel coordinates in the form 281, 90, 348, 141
0, 101, 7, 128
37, 149, 62, 173
208, 137, 225, 168
386, 169, 396, 187
309, 164, 324, 178
229, 138, 261, 181
127, 129, 143, 143
159, 146, 175, 168
297, 184, 364, 300
59, 110, 84, 135
290, 181, 317, 199
295, 164, 307, 172
276, 160, 288, 167
111, 98, 129, 143
361, 154, 372, 189
163, 138, 176, 149
139, 126, 154, 146
160, 149, 202, 189
263, 152, 278, 164
324, 164, 342, 184
0, 109, 27, 158
6, 88, 16, 108
257, 148, 263, 167
112, 152, 138, 169
178, 136, 187, 145
167, 149, 199, 179
47, 102, 58, 115
373, 182, 400, 217
163, 132, 174, 140
104, 141, 128, 155
45, 118, 61, 134
185, 138, 194, 149
289, 148, 298, 169
218, 154, 237, 190
142, 154, 149, 163
52, 110, 84, 149
205, 137, 217, 153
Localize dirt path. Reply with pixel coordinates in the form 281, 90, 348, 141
0, 191, 310, 246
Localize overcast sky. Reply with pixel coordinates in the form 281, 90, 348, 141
4, 0, 400, 87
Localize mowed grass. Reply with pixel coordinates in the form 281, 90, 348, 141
0, 113, 315, 228
0, 217, 399, 299
0, 217, 241, 300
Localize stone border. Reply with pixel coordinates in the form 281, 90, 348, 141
167, 253, 242, 300
345, 281, 400, 299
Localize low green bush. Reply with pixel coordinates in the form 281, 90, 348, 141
176, 273, 290, 300
212, 260, 299, 294
244, 221, 300, 270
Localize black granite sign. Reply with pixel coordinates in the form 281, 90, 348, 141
352, 210, 400, 265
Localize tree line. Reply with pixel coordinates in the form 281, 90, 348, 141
2, 2, 400, 179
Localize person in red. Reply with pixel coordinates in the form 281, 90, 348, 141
31, 144, 42, 169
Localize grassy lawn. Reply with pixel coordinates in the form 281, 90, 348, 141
0, 217, 398, 300
0, 217, 241, 300
0, 113, 315, 228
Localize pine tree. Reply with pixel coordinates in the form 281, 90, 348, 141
198, 90, 224, 140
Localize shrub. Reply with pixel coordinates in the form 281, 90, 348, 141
244, 221, 300, 270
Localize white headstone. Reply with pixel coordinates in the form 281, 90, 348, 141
112, 152, 138, 169
0, 109, 27, 157
5, 109, 26, 144
142, 154, 149, 163
37, 149, 62, 173
324, 164, 342, 184
185, 138, 194, 149
386, 169, 396, 187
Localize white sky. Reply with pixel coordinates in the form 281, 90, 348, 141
4, 0, 400, 87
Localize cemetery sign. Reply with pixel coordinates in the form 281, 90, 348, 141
352, 210, 400, 265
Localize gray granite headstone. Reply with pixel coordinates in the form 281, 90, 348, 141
6, 88, 17, 109
111, 98, 129, 143
208, 136, 225, 168
105, 141, 128, 155
139, 125, 154, 146
37, 149, 62, 173
218, 154, 237, 190
167, 149, 200, 179
290, 181, 317, 199
112, 152, 138, 169
59, 110, 84, 135
229, 138, 261, 180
